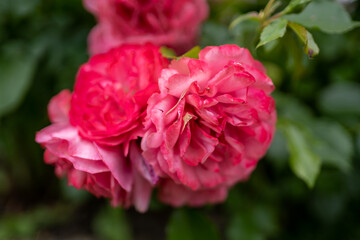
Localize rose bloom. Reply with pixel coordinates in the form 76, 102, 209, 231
83, 0, 208, 55
36, 44, 168, 211
70, 43, 169, 150
141, 45, 276, 206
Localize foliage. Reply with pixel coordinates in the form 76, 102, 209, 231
0, 0, 360, 239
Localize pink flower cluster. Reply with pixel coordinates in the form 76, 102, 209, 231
84, 0, 209, 55
36, 44, 276, 211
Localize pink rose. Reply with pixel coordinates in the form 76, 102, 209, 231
36, 44, 166, 212
141, 45, 276, 206
36, 90, 158, 212
69, 44, 169, 150
83, 0, 209, 55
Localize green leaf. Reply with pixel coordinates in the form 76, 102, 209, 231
230, 20, 260, 53
93, 206, 132, 240
282, 121, 321, 188
284, 1, 360, 34
279, 0, 312, 16
273, 92, 313, 124
304, 30, 319, 57
179, 46, 202, 59
356, 131, 360, 156
229, 12, 259, 30
227, 207, 279, 240
201, 21, 235, 47
160, 46, 177, 59
0, 44, 40, 117
167, 208, 220, 240
226, 192, 279, 240
318, 82, 360, 116
8, 0, 39, 17
310, 120, 353, 172
288, 21, 319, 57
257, 18, 288, 48
267, 131, 289, 168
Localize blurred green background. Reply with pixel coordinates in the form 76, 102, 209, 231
0, 0, 360, 239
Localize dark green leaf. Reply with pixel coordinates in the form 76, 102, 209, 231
167, 209, 220, 240
201, 21, 235, 47
257, 18, 288, 48
282, 121, 321, 188
227, 214, 263, 240
267, 131, 289, 168
284, 1, 360, 34
226, 193, 279, 240
8, 0, 39, 17
93, 206, 132, 240
0, 44, 40, 117
230, 20, 260, 53
273, 92, 313, 124
310, 120, 353, 172
0, 205, 72, 239
356, 131, 360, 156
318, 82, 360, 116
288, 21, 319, 57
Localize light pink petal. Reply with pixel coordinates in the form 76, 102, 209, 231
211, 71, 255, 94
132, 171, 153, 213
199, 45, 266, 74
129, 141, 158, 185
165, 118, 182, 149
68, 138, 103, 160
48, 89, 72, 123
69, 157, 109, 174
96, 144, 133, 192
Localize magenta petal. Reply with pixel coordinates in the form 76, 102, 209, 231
178, 124, 191, 156
177, 162, 201, 190
183, 126, 218, 165
196, 166, 225, 187
165, 119, 181, 149
182, 141, 206, 166
216, 94, 246, 104
243, 64, 274, 94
